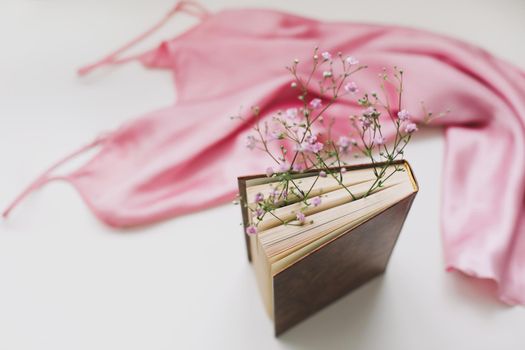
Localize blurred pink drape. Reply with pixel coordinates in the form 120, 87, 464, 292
4, 3, 525, 305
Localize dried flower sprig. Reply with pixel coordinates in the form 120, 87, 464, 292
236, 48, 432, 235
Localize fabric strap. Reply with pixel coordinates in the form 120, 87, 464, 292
77, 1, 209, 76
3, 1, 210, 218
2, 136, 107, 218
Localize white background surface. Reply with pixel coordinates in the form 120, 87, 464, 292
1, 0, 525, 349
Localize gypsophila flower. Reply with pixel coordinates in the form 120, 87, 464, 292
299, 141, 323, 153
346, 56, 359, 65
309, 98, 322, 110
236, 49, 428, 234
245, 225, 257, 235
363, 107, 376, 117
269, 187, 279, 198
305, 134, 318, 144
300, 134, 324, 153
269, 129, 285, 141
321, 51, 332, 60
344, 81, 358, 94
338, 136, 352, 152
360, 116, 372, 129
278, 162, 289, 172
254, 193, 264, 203
285, 108, 298, 121
292, 163, 304, 172
397, 109, 410, 121
404, 122, 418, 133
269, 188, 280, 204
294, 142, 306, 152
309, 142, 324, 153
246, 135, 256, 150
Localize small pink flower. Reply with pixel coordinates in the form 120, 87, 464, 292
346, 56, 359, 65
363, 107, 375, 117
246, 135, 256, 150
404, 122, 418, 133
265, 167, 274, 177
286, 108, 298, 121
292, 163, 304, 172
319, 171, 327, 178
305, 134, 318, 144
295, 142, 307, 152
338, 136, 351, 153
338, 136, 351, 147
245, 225, 257, 235
254, 193, 264, 203
344, 81, 358, 94
341, 167, 347, 174
308, 142, 324, 153
255, 208, 264, 217
278, 163, 290, 172
298, 134, 324, 154
321, 51, 332, 60
296, 212, 306, 224
397, 109, 410, 121
294, 142, 306, 152
269, 130, 284, 141
309, 98, 323, 110
312, 196, 322, 207
360, 116, 372, 129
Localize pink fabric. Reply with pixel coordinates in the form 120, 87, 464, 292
4, 3, 525, 305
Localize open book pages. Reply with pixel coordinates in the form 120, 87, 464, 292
243, 162, 418, 318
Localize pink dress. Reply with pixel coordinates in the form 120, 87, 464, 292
4, 1, 525, 305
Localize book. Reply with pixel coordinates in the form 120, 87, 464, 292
237, 160, 418, 335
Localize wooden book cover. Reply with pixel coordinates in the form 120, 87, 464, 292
238, 160, 418, 335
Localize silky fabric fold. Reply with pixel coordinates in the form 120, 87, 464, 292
4, 4, 525, 305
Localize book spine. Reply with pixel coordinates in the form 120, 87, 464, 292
237, 179, 252, 262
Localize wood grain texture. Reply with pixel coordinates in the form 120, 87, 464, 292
272, 192, 417, 335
